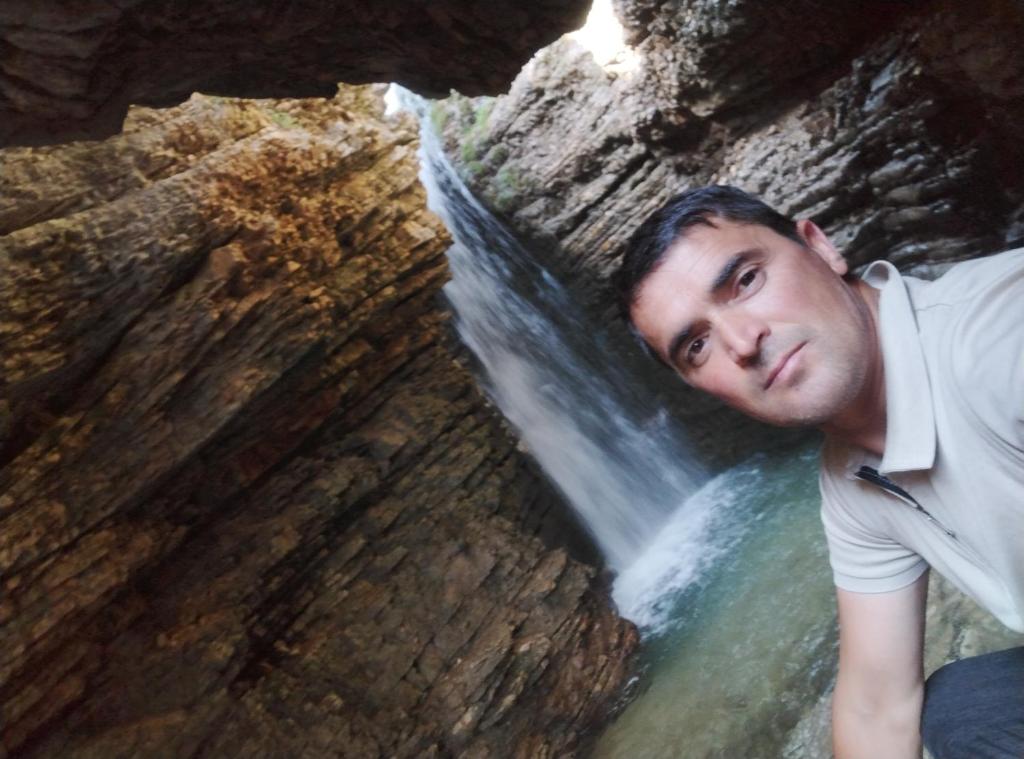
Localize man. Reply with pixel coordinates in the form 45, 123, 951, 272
614, 185, 1024, 759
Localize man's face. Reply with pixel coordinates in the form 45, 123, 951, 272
629, 217, 876, 427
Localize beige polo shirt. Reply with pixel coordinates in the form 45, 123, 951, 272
819, 247, 1024, 632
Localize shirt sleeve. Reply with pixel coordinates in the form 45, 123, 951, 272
818, 466, 929, 593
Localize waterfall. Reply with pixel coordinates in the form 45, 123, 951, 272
407, 92, 706, 573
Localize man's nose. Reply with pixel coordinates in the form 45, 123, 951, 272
718, 310, 768, 365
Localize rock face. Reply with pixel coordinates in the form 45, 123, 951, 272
435, 0, 1024, 464
442, 0, 1024, 282
0, 87, 636, 758
0, 0, 590, 148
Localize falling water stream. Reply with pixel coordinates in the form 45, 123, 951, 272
414, 101, 706, 573
406, 92, 839, 758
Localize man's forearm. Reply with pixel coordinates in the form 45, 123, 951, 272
833, 681, 923, 759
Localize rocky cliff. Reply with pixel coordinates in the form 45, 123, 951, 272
441, 0, 1024, 283
0, 86, 636, 758
0, 0, 590, 147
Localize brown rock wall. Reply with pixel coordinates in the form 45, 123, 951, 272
0, 86, 635, 758
712, 9, 1024, 271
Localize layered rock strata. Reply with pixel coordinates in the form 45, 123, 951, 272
0, 86, 636, 758
443, 0, 1024, 283
0, 0, 590, 147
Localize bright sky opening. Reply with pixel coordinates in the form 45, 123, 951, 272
383, 82, 402, 116
567, 0, 641, 73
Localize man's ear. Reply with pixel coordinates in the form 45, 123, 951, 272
796, 219, 847, 276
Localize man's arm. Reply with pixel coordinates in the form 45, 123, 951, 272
832, 571, 929, 759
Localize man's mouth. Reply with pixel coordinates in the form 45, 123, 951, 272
765, 342, 806, 390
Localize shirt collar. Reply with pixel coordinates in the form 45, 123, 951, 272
858, 260, 937, 475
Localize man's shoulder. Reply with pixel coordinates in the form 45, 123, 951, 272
913, 247, 1024, 438
909, 246, 1024, 310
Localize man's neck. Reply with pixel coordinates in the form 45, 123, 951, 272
819, 279, 887, 456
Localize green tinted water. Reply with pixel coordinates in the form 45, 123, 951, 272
594, 443, 837, 759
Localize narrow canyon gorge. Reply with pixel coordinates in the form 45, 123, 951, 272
2, 1, 1023, 757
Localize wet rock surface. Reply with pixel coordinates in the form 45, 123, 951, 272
0, 86, 636, 758
0, 0, 590, 147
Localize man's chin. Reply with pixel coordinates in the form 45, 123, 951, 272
741, 403, 841, 429
748, 415, 825, 430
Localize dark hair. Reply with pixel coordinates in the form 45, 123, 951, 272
613, 185, 802, 355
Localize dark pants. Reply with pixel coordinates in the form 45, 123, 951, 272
921, 646, 1024, 759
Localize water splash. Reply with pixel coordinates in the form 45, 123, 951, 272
612, 447, 818, 636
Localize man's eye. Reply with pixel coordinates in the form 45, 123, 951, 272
687, 337, 706, 359
738, 269, 758, 289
